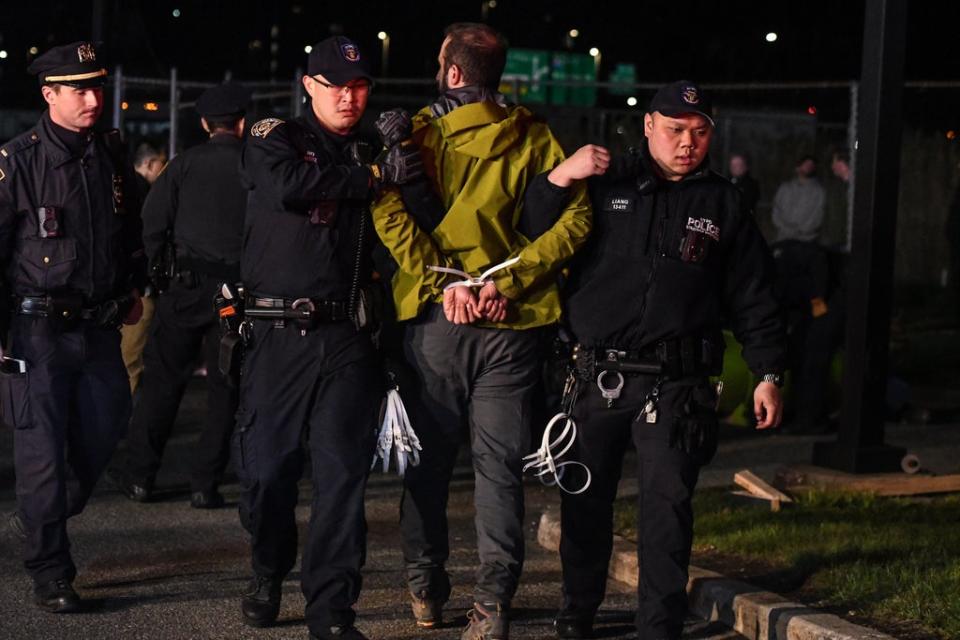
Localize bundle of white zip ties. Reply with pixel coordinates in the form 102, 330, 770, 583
523, 411, 591, 495
372, 388, 422, 476
427, 256, 521, 290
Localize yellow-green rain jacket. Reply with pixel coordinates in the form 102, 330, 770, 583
372, 101, 592, 330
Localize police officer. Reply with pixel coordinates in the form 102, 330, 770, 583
0, 42, 146, 612
552, 81, 786, 639
235, 36, 420, 639
113, 82, 251, 508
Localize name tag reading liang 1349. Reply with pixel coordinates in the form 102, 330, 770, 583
602, 195, 634, 213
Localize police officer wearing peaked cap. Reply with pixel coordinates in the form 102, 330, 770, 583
0, 41, 147, 612
113, 81, 251, 509
549, 80, 786, 639
234, 35, 422, 639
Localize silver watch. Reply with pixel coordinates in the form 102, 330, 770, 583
761, 373, 784, 387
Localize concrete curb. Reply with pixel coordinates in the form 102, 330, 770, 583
537, 511, 897, 640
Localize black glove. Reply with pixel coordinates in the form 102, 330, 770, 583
375, 108, 413, 149
372, 142, 424, 186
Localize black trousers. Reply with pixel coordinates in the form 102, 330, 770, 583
398, 308, 541, 606
124, 276, 238, 492
1, 316, 130, 584
559, 374, 716, 640
234, 318, 381, 633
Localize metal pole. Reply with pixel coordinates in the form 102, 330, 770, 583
292, 68, 304, 118
112, 64, 124, 131
168, 67, 178, 160
813, 0, 908, 473
845, 82, 858, 253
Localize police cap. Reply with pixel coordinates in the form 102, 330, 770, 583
648, 80, 715, 127
306, 36, 373, 86
27, 41, 107, 88
196, 82, 251, 118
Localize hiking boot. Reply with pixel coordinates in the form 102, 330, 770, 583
461, 601, 508, 640
410, 590, 444, 628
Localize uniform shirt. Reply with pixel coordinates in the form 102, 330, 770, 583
0, 112, 146, 303
239, 111, 373, 300
564, 143, 785, 376
142, 133, 246, 271
372, 100, 592, 329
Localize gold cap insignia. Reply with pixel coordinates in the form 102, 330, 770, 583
77, 43, 96, 63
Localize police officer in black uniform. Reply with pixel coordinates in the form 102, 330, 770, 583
551, 81, 786, 640
0, 42, 146, 612
235, 36, 421, 640
114, 82, 251, 508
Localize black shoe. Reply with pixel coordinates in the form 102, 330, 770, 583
554, 609, 593, 639
8, 511, 26, 542
241, 575, 282, 627
190, 489, 225, 509
109, 468, 153, 503
309, 625, 369, 639
34, 579, 81, 613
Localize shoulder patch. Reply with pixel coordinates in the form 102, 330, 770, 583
251, 118, 284, 139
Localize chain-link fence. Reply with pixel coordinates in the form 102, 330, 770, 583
92, 72, 960, 323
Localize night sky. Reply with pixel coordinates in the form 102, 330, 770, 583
0, 1, 956, 118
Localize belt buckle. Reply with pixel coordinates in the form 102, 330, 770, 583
290, 298, 317, 335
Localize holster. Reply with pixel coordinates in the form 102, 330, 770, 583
219, 331, 244, 386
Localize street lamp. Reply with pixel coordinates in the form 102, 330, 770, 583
589, 47, 601, 77
378, 31, 390, 77
765, 32, 778, 43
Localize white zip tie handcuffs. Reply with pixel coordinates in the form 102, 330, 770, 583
523, 411, 591, 495
371, 388, 422, 476
427, 256, 521, 290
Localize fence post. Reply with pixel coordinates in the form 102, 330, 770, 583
292, 68, 304, 118
846, 81, 858, 253
112, 64, 124, 132
169, 67, 178, 160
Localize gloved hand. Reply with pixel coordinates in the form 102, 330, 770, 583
375, 108, 413, 148
370, 142, 424, 187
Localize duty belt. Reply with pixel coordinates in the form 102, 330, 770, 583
243, 295, 351, 324
17, 293, 128, 326
572, 335, 722, 381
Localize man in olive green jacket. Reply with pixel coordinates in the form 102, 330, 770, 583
372, 22, 604, 640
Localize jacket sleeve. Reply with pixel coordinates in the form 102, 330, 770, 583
0, 157, 19, 269
122, 163, 148, 292
141, 159, 177, 266
242, 122, 372, 211
518, 171, 571, 240
492, 128, 592, 300
722, 197, 787, 375
371, 186, 453, 293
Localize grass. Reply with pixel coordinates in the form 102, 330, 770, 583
613, 488, 960, 639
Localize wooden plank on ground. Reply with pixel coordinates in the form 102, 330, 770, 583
734, 469, 794, 503
774, 464, 960, 496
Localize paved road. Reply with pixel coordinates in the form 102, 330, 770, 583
15, 377, 959, 639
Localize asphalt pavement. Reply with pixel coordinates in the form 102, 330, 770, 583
4, 377, 955, 639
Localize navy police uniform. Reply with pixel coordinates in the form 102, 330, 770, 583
118, 82, 250, 507
557, 83, 785, 639
0, 42, 146, 608
235, 36, 387, 639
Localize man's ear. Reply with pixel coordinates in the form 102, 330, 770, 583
201, 117, 211, 134
302, 75, 316, 99
40, 85, 57, 106
447, 63, 463, 88
643, 113, 654, 138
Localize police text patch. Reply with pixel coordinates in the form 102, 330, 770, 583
602, 195, 634, 213
686, 217, 720, 241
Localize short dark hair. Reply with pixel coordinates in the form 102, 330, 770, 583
797, 154, 816, 166
831, 148, 850, 164
203, 114, 243, 133
133, 141, 163, 168
442, 22, 507, 90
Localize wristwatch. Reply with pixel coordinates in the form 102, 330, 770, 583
761, 373, 784, 387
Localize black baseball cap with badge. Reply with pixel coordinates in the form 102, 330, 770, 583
648, 80, 715, 127
306, 36, 373, 86
195, 82, 252, 118
27, 41, 107, 88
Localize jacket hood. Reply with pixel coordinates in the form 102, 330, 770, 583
428, 101, 533, 160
